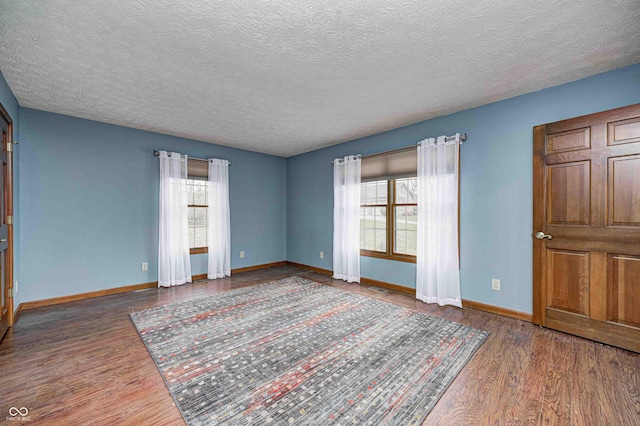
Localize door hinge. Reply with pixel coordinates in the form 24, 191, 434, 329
6, 215, 12, 225
6, 141, 12, 152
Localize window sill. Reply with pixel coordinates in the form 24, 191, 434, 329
190, 247, 208, 255
360, 250, 416, 264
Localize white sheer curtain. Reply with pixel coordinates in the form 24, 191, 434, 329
333, 155, 361, 283
158, 151, 192, 287
207, 158, 231, 279
416, 134, 462, 307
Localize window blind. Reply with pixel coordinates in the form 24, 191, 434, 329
187, 158, 208, 180
361, 147, 417, 182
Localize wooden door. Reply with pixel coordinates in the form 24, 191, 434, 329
533, 103, 640, 353
0, 103, 12, 342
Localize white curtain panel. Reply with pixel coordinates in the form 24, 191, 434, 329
333, 155, 361, 283
416, 135, 462, 307
207, 158, 231, 279
158, 151, 192, 287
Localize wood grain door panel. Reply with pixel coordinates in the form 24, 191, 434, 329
607, 116, 640, 146
546, 161, 591, 225
546, 249, 590, 315
533, 103, 640, 353
608, 254, 640, 327
546, 127, 591, 153
608, 155, 640, 225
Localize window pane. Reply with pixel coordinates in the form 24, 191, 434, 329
193, 181, 207, 205
361, 180, 387, 205
189, 223, 195, 248
373, 205, 381, 227
361, 227, 374, 251
362, 182, 376, 204
361, 207, 375, 250
376, 181, 388, 204
394, 205, 417, 255
375, 229, 386, 252
187, 180, 210, 249
194, 207, 207, 227
361, 206, 386, 252
194, 227, 207, 248
395, 177, 417, 204
188, 207, 207, 248
395, 229, 418, 255
188, 206, 196, 227
395, 206, 407, 230
395, 229, 407, 254
407, 231, 417, 255
186, 180, 195, 205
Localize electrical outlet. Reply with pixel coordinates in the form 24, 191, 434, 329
492, 278, 501, 291
142, 262, 148, 271
14, 280, 18, 294
320, 251, 324, 259
240, 251, 245, 259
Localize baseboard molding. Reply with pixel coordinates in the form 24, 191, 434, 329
286, 261, 332, 276
19, 281, 159, 311
360, 277, 415, 295
192, 261, 287, 280
232, 261, 287, 274
14, 261, 532, 323
16, 261, 288, 314
461, 299, 532, 322
287, 261, 532, 322
13, 303, 24, 324
287, 261, 415, 295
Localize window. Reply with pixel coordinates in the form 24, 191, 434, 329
186, 158, 209, 254
361, 180, 388, 252
187, 179, 209, 254
360, 177, 417, 262
393, 178, 418, 256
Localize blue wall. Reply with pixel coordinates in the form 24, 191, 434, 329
0, 72, 21, 310
5, 62, 640, 311
286, 63, 640, 314
18, 108, 286, 302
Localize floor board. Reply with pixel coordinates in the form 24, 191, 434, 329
1, 266, 638, 425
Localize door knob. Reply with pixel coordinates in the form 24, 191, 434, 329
535, 231, 552, 240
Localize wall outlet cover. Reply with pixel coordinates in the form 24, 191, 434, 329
491, 278, 501, 291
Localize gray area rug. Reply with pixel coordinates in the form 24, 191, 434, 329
130, 276, 488, 425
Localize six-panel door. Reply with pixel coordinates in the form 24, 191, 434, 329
533, 103, 640, 353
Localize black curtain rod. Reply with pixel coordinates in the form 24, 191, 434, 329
153, 150, 231, 166
332, 133, 467, 164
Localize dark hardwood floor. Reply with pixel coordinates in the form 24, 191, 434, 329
1, 265, 638, 425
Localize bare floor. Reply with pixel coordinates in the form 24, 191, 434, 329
1, 265, 638, 425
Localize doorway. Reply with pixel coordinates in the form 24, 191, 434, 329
0, 102, 13, 342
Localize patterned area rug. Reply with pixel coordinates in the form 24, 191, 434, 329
130, 276, 488, 425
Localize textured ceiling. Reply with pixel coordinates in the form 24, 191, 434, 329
1, 1, 639, 157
